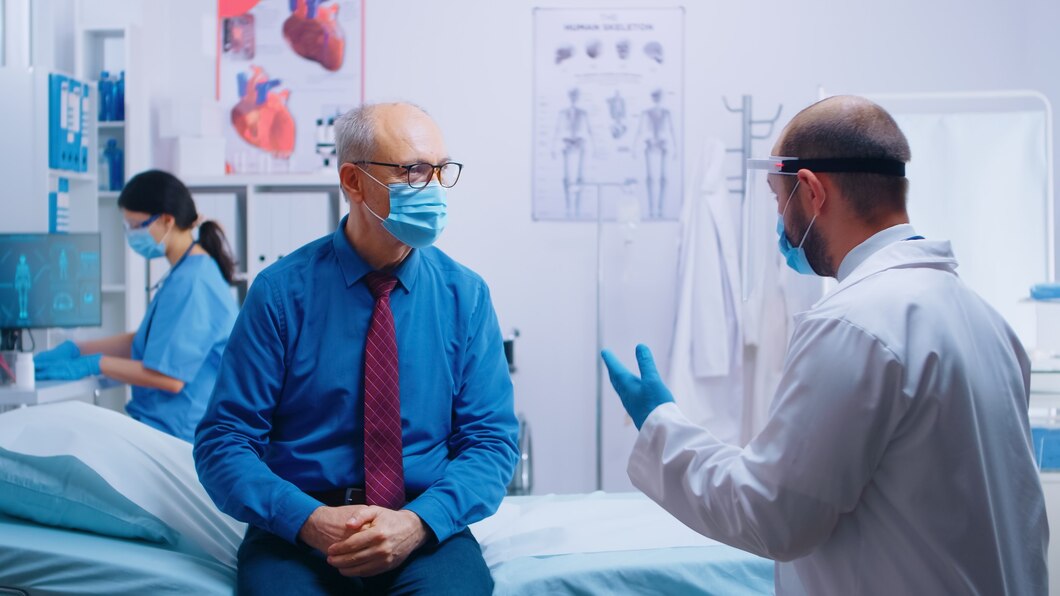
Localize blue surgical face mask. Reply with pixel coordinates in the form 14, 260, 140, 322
776, 180, 820, 275
125, 215, 169, 260
360, 169, 448, 249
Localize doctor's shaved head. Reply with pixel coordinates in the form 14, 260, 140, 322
775, 95, 911, 222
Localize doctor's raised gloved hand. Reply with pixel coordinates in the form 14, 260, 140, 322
35, 354, 101, 381
33, 340, 81, 365
601, 344, 675, 430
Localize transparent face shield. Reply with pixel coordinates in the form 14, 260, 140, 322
742, 157, 797, 302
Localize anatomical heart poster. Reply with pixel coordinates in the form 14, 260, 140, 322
532, 7, 684, 221
218, 0, 363, 174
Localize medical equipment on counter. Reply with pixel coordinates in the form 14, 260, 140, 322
1032, 283, 1060, 301
14, 353, 34, 390
0, 352, 16, 385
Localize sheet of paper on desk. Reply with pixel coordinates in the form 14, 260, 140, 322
470, 492, 719, 567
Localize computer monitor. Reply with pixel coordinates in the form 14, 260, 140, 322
0, 233, 102, 332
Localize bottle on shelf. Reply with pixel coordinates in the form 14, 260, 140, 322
98, 71, 113, 122
115, 71, 125, 121
103, 139, 123, 191
98, 145, 111, 192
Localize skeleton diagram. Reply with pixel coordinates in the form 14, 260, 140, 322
633, 89, 677, 219
607, 91, 627, 139
14, 255, 31, 320
552, 88, 595, 217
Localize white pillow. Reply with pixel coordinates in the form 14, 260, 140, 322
0, 401, 245, 568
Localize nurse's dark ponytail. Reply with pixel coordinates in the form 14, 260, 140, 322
118, 169, 238, 285
197, 221, 237, 285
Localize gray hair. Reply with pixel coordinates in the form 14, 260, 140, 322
334, 104, 378, 170
333, 102, 432, 172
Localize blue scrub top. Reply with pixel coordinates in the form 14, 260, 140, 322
128, 255, 238, 441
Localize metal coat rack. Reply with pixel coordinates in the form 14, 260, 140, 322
723, 95, 783, 199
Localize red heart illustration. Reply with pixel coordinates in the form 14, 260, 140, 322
283, 0, 345, 72
230, 66, 296, 158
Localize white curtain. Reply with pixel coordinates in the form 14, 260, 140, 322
888, 107, 1050, 348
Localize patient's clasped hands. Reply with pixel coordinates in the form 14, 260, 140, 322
601, 344, 675, 430
299, 505, 429, 577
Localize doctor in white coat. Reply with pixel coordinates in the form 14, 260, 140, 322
602, 95, 1048, 595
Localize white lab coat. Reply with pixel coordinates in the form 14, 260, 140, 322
668, 140, 822, 444
630, 238, 1048, 595
668, 139, 745, 443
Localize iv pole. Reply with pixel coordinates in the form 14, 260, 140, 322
582, 179, 638, 491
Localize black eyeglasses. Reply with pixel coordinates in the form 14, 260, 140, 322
355, 160, 463, 189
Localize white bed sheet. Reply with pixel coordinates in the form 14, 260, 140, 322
472, 492, 721, 567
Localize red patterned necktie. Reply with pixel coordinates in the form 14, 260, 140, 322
362, 272, 405, 509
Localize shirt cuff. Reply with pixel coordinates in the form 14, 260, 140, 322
272, 487, 326, 545
628, 402, 684, 498
403, 493, 451, 543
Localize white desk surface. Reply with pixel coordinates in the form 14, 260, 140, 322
0, 378, 107, 407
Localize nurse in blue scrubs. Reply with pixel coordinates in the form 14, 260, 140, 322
35, 170, 239, 442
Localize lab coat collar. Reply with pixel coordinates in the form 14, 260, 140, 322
332, 215, 419, 293
836, 223, 917, 283
815, 237, 958, 308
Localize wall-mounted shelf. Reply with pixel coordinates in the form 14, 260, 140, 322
183, 172, 339, 190
48, 169, 96, 183
184, 174, 344, 298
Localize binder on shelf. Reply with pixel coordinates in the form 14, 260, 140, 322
48, 74, 65, 169
80, 86, 91, 172
69, 80, 83, 172
48, 177, 70, 233
48, 73, 92, 172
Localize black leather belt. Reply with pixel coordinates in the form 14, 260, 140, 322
307, 487, 422, 507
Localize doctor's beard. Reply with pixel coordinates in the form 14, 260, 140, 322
788, 197, 837, 278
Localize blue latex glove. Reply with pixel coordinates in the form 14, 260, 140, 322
34, 340, 81, 365
601, 344, 675, 430
35, 354, 102, 381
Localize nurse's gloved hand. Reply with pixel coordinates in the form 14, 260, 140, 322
35, 354, 102, 381
34, 340, 81, 365
601, 344, 675, 430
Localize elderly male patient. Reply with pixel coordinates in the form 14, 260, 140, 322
194, 102, 518, 595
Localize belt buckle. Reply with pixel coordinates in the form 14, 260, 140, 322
344, 487, 355, 505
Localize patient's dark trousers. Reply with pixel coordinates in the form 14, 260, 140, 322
236, 526, 492, 595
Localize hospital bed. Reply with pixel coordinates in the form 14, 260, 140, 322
0, 494, 773, 596
0, 403, 774, 595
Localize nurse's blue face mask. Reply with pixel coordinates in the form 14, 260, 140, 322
777, 180, 821, 275
356, 165, 448, 249
124, 214, 170, 260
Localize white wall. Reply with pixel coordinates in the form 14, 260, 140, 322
357, 0, 1060, 494
59, 0, 1060, 494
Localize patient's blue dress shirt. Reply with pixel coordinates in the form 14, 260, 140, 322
194, 216, 519, 545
